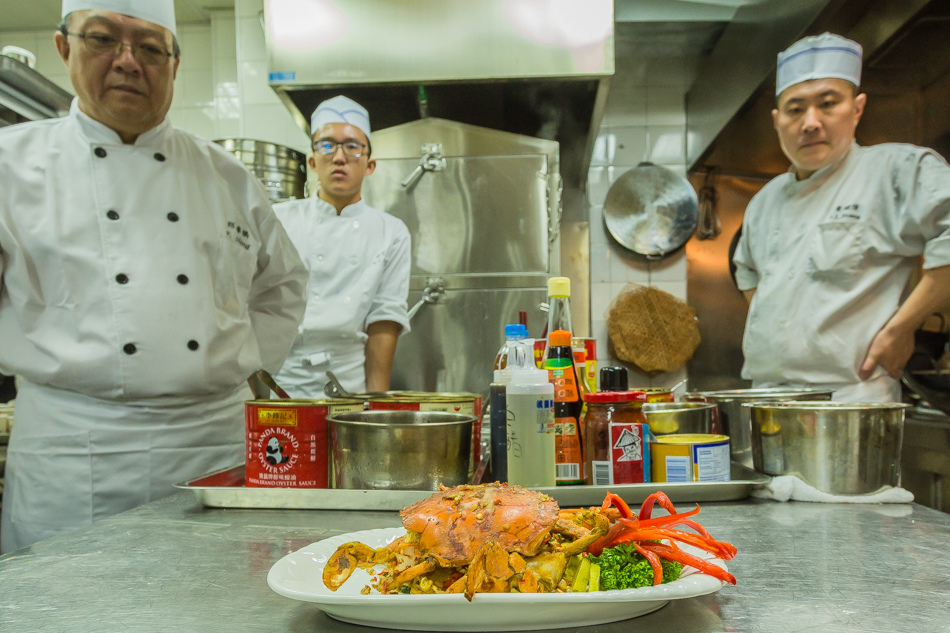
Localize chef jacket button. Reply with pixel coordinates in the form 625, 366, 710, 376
106, 210, 119, 220
352, 221, 359, 228
350, 257, 357, 265
187, 340, 200, 351
116, 273, 129, 284
123, 343, 137, 355
317, 255, 324, 262
153, 152, 166, 162
788, 271, 795, 279
167, 212, 179, 222
177, 274, 189, 285
94, 147, 107, 158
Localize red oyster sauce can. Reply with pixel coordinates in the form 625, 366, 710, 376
368, 392, 483, 469
245, 398, 364, 488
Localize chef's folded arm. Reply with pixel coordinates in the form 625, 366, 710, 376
246, 209, 309, 375
362, 225, 412, 391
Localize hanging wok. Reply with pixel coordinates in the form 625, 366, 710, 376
603, 162, 699, 260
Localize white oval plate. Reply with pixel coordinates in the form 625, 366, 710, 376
267, 527, 729, 631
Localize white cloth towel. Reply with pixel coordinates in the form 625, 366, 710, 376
753, 475, 914, 503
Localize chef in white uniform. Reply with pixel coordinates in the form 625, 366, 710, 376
273, 96, 411, 396
0, 0, 308, 553
733, 33, 950, 402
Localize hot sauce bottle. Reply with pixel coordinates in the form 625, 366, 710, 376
543, 329, 584, 485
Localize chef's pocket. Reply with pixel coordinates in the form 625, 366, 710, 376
6, 431, 94, 534
213, 236, 258, 312
806, 220, 864, 284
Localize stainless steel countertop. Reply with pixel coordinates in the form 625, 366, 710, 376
1, 491, 949, 632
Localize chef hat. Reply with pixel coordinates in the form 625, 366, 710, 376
310, 96, 371, 143
62, 0, 177, 37
776, 33, 862, 96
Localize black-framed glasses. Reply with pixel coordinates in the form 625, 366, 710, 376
313, 140, 367, 159
63, 30, 173, 66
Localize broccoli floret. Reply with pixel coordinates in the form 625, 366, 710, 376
590, 543, 683, 590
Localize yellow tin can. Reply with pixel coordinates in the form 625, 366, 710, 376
650, 433, 730, 483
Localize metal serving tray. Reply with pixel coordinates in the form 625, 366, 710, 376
176, 463, 769, 511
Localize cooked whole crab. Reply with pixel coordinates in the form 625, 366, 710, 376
322, 482, 609, 600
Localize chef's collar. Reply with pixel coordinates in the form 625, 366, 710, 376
70, 97, 170, 147
782, 141, 857, 196
313, 194, 368, 218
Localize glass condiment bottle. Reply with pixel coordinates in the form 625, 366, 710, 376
584, 390, 649, 485
543, 329, 584, 485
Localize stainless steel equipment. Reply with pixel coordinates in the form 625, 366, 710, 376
643, 402, 718, 436
746, 401, 909, 495
362, 118, 562, 397
685, 387, 834, 468
328, 410, 475, 491
0, 54, 72, 124
603, 162, 699, 260
213, 138, 307, 203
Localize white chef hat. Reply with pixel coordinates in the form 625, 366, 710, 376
310, 96, 371, 143
776, 33, 862, 96
62, 0, 177, 37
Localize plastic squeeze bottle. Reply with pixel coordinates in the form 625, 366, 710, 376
489, 324, 530, 482
505, 367, 556, 488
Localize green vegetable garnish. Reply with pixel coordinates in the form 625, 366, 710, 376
587, 543, 682, 591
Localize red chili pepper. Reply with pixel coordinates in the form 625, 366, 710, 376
601, 492, 634, 519
639, 541, 737, 585
634, 543, 664, 586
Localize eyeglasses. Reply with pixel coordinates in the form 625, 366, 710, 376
313, 140, 367, 159
63, 31, 173, 66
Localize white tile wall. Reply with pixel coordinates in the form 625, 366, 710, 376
588, 56, 695, 389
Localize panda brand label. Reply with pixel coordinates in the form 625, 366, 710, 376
245, 399, 362, 489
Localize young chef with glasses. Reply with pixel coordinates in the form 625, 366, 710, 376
733, 33, 950, 402
272, 96, 411, 397
0, 0, 308, 553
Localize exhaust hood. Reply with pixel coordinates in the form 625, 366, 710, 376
263, 0, 613, 189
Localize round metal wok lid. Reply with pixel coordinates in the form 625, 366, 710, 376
603, 162, 699, 260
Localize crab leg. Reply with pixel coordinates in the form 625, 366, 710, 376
393, 558, 439, 586
322, 542, 378, 591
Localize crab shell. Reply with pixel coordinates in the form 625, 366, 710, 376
399, 483, 560, 566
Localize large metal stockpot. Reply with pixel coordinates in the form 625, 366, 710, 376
746, 401, 909, 495
642, 401, 718, 436
328, 410, 474, 490
685, 388, 834, 468
214, 138, 307, 203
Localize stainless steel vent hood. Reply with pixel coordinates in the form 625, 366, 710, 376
263, 0, 613, 189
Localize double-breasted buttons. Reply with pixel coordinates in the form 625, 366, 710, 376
167, 212, 179, 222
115, 273, 129, 284
153, 152, 166, 162
106, 210, 119, 220
177, 274, 189, 285
123, 343, 137, 355
94, 147, 107, 158
187, 340, 200, 351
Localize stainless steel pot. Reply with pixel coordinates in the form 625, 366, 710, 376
685, 387, 834, 468
746, 401, 909, 495
328, 410, 474, 490
214, 138, 307, 203
642, 402, 718, 436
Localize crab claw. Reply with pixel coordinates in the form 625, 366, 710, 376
323, 542, 378, 591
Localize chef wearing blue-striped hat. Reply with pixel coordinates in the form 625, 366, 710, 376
273, 96, 411, 397
733, 33, 950, 402
0, 0, 308, 553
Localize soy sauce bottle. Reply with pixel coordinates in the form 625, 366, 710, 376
543, 330, 584, 485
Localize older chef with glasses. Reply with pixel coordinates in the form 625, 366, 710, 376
273, 96, 411, 397
0, 0, 307, 553
733, 33, 950, 402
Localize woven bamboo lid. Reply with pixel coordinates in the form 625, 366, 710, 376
606, 283, 700, 373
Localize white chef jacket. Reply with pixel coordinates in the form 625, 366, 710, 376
733, 142, 950, 401
273, 196, 411, 396
0, 100, 308, 552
